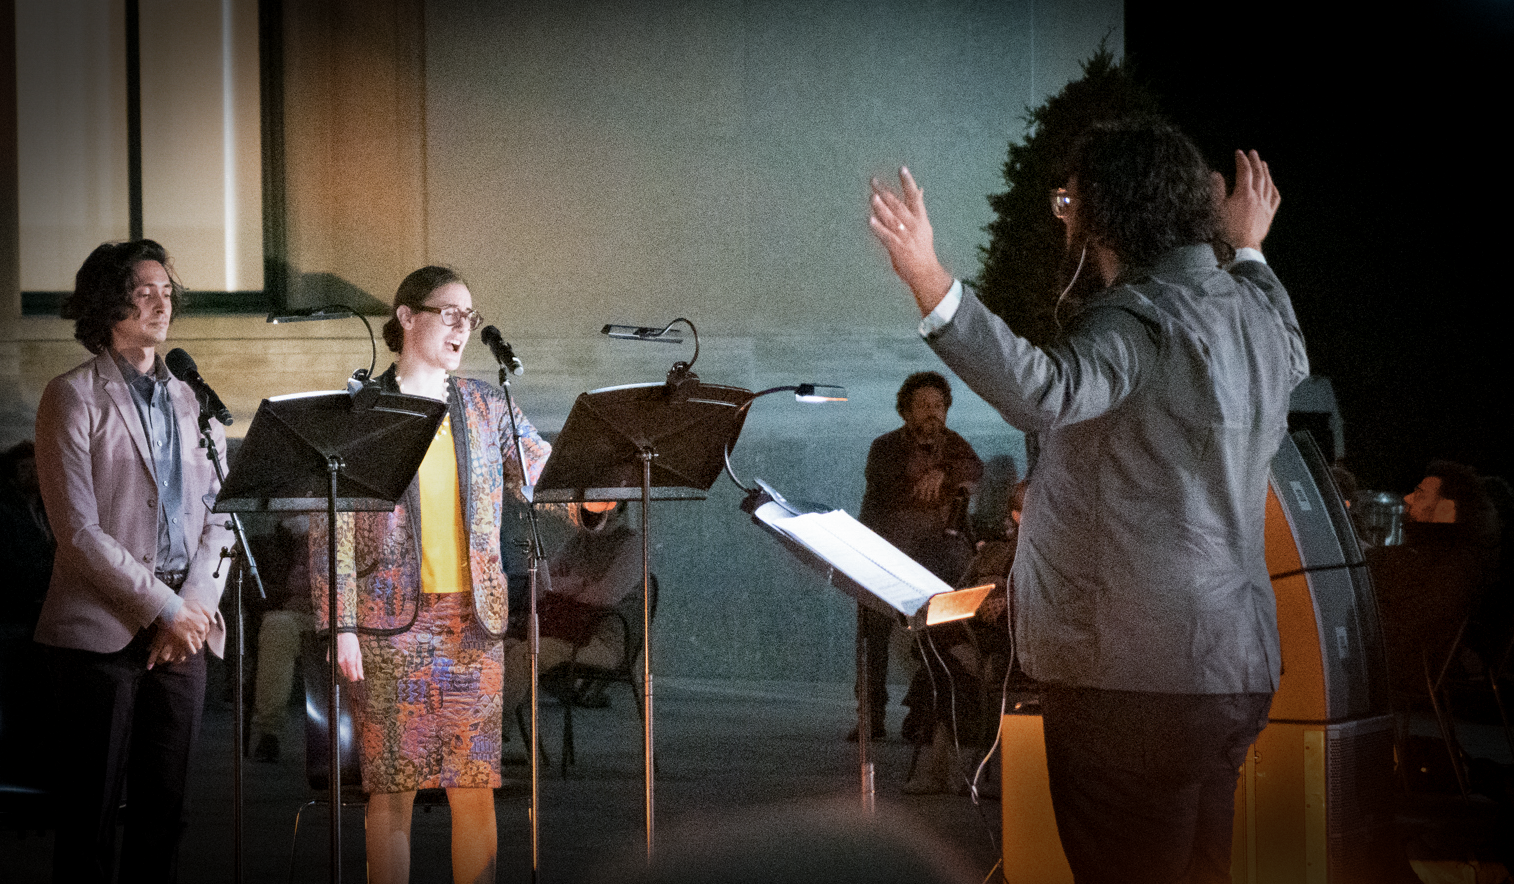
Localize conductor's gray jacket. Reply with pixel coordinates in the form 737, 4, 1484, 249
925, 244, 1308, 694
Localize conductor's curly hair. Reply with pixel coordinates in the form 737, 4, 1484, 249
1066, 119, 1218, 272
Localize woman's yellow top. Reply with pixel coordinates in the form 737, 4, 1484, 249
417, 414, 471, 594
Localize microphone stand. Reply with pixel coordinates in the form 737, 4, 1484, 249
495, 361, 547, 883
194, 407, 266, 884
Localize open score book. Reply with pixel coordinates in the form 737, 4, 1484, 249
749, 493, 992, 632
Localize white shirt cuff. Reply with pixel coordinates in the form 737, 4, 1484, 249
918, 280, 963, 338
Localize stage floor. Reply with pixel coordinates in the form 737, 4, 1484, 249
3, 677, 1006, 883
3, 676, 1509, 882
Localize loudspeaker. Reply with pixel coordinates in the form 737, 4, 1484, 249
1265, 431, 1389, 722
1231, 716, 1399, 884
1236, 432, 1399, 883
1000, 711, 1073, 884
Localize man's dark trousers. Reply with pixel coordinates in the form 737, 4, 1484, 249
47, 629, 206, 884
1040, 683, 1272, 884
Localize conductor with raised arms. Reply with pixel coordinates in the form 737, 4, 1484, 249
869, 120, 1308, 883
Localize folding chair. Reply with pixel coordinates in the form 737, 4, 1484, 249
549, 575, 658, 776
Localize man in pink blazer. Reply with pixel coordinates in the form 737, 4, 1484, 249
33, 240, 233, 884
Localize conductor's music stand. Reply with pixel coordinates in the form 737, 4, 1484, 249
533, 379, 752, 858
215, 389, 445, 884
741, 481, 992, 811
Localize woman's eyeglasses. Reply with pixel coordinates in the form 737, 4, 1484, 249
414, 304, 483, 331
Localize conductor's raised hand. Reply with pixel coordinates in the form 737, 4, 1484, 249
869, 167, 954, 316
1215, 149, 1280, 252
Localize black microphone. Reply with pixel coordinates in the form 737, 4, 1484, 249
164, 348, 234, 426
480, 325, 524, 376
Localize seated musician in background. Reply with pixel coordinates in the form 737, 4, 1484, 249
248, 513, 314, 763
853, 371, 983, 741
1, 440, 53, 628
503, 499, 643, 709
1371, 460, 1501, 694
901, 480, 1024, 795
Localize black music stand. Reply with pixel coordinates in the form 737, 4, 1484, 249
215, 389, 445, 884
742, 481, 992, 810
533, 380, 752, 859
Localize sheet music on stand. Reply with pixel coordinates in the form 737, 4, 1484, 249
215, 388, 446, 512
533, 380, 752, 504
746, 480, 992, 631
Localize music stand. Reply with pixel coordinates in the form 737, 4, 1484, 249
534, 380, 752, 859
215, 389, 445, 884
741, 480, 991, 809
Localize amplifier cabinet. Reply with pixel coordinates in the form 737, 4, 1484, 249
1232, 716, 1399, 884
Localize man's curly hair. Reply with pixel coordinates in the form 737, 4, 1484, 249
61, 239, 183, 354
1425, 459, 1498, 540
895, 371, 952, 417
1066, 119, 1217, 272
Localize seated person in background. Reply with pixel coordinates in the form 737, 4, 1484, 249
0, 440, 55, 803
249, 513, 314, 762
1, 440, 54, 627
1470, 475, 1514, 667
1371, 460, 1501, 694
854, 371, 984, 741
900, 481, 1025, 795
503, 500, 642, 709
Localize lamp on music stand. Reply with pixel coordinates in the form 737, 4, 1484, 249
215, 388, 445, 884
266, 304, 378, 386
722, 383, 847, 500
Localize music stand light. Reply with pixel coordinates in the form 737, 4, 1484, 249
267, 304, 379, 388
722, 383, 848, 498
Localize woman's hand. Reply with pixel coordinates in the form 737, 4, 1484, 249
335, 631, 364, 682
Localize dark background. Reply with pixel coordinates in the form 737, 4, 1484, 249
1125, 1, 1513, 494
